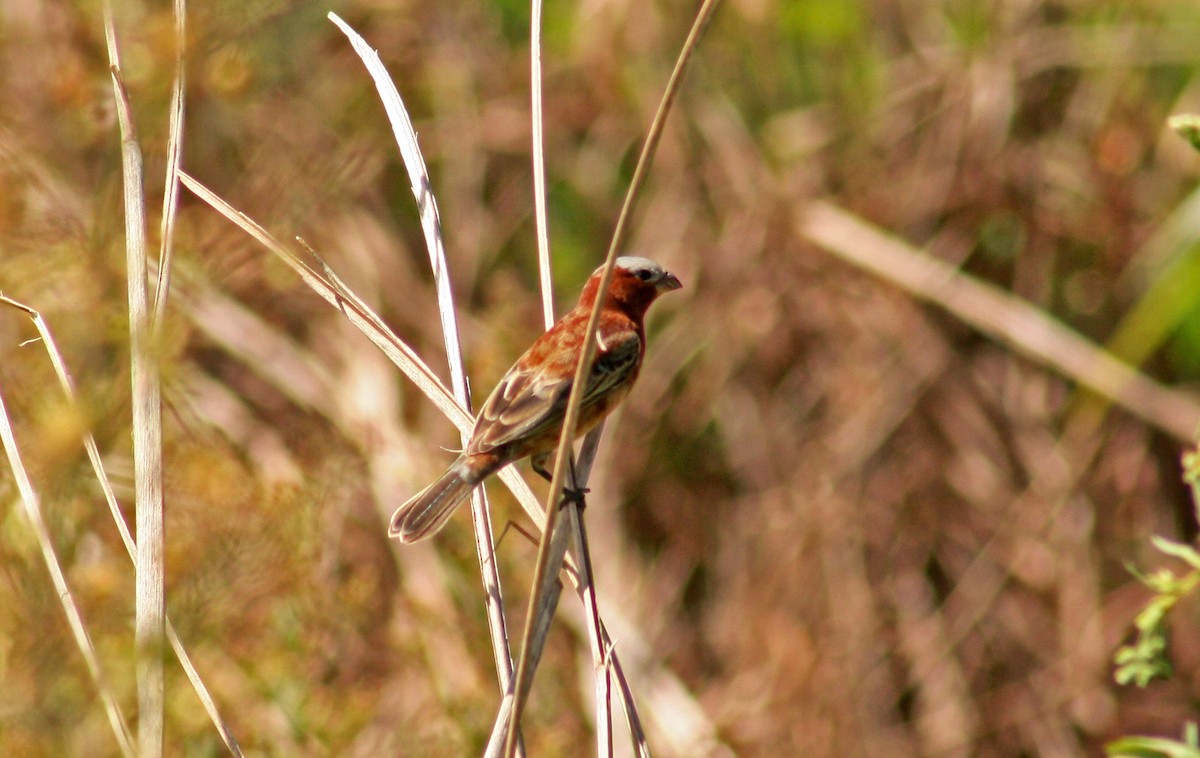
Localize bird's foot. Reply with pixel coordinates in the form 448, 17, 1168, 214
559, 485, 589, 509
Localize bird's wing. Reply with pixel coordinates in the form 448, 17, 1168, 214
470, 329, 642, 454
585, 329, 642, 406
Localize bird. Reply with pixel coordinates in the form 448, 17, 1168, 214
389, 256, 682, 543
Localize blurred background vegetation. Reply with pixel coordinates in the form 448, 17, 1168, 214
4, 0, 1200, 755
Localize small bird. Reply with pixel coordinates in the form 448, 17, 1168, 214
389, 256, 682, 542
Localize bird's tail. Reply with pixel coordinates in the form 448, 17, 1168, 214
389, 460, 475, 542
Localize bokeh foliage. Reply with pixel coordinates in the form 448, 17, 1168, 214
5, 0, 1200, 755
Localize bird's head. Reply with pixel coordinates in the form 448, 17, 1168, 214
579, 256, 682, 317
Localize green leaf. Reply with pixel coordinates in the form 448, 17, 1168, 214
1170, 115, 1200, 154
1182, 448, 1200, 486
1151, 536, 1200, 571
1107, 724, 1200, 757
1113, 651, 1172, 686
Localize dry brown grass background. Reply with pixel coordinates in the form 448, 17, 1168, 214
4, 0, 1200, 755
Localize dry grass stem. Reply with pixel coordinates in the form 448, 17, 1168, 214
529, 2, 622, 753
152, 0, 186, 325
327, 13, 519, 707
103, 7, 165, 755
530, 0, 555, 330
568, 505, 616, 756
569, 431, 618, 756
485, 521, 570, 758
505, 2, 722, 754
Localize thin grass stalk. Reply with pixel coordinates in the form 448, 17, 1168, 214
536, 435, 655, 755
567, 432, 618, 757
164, 626, 243, 755
104, 8, 165, 756
531, 0, 555, 328
0, 375, 135, 757
0, 297, 244, 755
571, 600, 723, 755
326, 17, 520, 712
568, 508, 614, 756
527, 3, 615, 750
564, 440, 679, 757
597, 623, 651, 757
504, 2, 722, 754
152, 0, 185, 324
483, 521, 571, 758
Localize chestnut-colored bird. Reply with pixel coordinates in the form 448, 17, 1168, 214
389, 256, 682, 542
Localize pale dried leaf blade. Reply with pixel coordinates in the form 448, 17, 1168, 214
327, 12, 468, 401
177, 171, 550, 531
176, 171, 471, 433
153, 0, 186, 324
530, 0, 554, 329
104, 6, 165, 755
326, 16, 519, 699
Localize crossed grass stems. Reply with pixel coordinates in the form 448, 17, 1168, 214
8, 2, 1200, 756
0, 2, 721, 756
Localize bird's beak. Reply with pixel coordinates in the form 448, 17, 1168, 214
658, 272, 683, 293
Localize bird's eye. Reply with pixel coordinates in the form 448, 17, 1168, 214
635, 269, 654, 281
